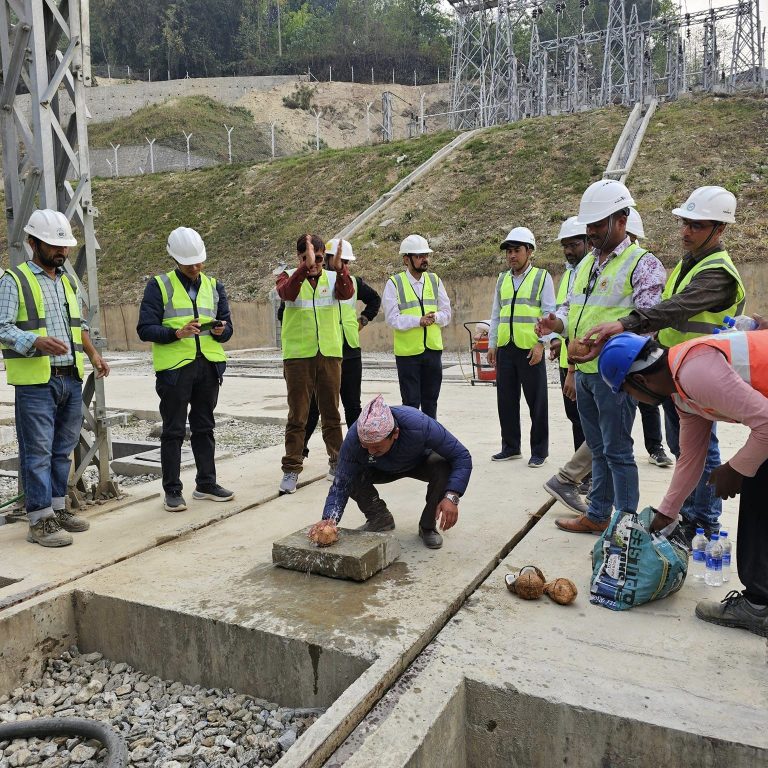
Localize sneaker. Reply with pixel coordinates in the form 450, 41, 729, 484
358, 512, 396, 532
192, 485, 234, 502
528, 456, 547, 468
680, 518, 718, 548
279, 471, 299, 495
326, 461, 337, 481
554, 514, 609, 534
164, 492, 187, 512
577, 478, 592, 496
54, 508, 90, 532
649, 449, 674, 467
695, 590, 768, 638
27, 517, 73, 547
418, 525, 443, 549
543, 477, 588, 515
491, 450, 522, 462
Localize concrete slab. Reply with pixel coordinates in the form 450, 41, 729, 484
109, 446, 232, 476
273, 527, 401, 581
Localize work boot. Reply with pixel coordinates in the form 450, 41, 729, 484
543, 477, 587, 515
555, 514, 608, 535
418, 525, 443, 549
649, 449, 674, 467
27, 517, 73, 547
192, 485, 235, 502
279, 471, 299, 495
358, 511, 396, 532
163, 492, 187, 512
55, 508, 90, 532
326, 460, 337, 481
695, 591, 768, 638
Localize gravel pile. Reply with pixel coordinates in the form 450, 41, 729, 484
0, 648, 322, 768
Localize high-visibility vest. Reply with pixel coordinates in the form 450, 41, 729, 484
152, 271, 227, 372
390, 271, 443, 356
496, 266, 547, 350
555, 266, 577, 368
657, 250, 745, 348
568, 242, 646, 374
339, 276, 360, 350
1, 262, 84, 385
282, 268, 343, 359
668, 331, 768, 419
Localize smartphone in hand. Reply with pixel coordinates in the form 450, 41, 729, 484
197, 319, 224, 332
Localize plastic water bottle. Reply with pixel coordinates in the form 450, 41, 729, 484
705, 532, 723, 586
724, 315, 759, 331
691, 528, 708, 580
720, 529, 732, 583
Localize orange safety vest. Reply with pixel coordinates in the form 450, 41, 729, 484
668, 330, 768, 419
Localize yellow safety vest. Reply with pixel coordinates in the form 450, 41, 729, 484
556, 266, 577, 368
339, 276, 360, 350
657, 250, 745, 349
568, 242, 646, 374
496, 266, 547, 350
152, 271, 227, 372
282, 269, 343, 359
390, 271, 443, 356
1, 262, 84, 385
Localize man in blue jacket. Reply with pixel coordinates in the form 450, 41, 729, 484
317, 395, 472, 549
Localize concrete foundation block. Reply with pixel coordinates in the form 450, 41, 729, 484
110, 447, 232, 477
272, 527, 400, 582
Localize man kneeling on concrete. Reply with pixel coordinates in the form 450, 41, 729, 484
316, 395, 472, 549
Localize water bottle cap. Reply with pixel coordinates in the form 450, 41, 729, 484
695, 527, 704, 534
724, 315, 735, 326
720, 530, 728, 537
710, 532, 719, 540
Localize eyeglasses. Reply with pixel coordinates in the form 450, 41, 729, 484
679, 219, 715, 232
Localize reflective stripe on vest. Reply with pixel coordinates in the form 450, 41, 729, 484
496, 267, 547, 350
339, 276, 360, 349
668, 331, 768, 419
282, 269, 343, 359
568, 243, 646, 374
391, 271, 443, 356
556, 267, 576, 368
657, 250, 746, 348
151, 271, 227, 372
1, 263, 84, 385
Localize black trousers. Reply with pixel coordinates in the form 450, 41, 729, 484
395, 349, 442, 420
349, 451, 450, 530
496, 344, 548, 458
738, 457, 768, 604
638, 400, 664, 454
156, 358, 220, 494
304, 356, 363, 452
558, 366, 585, 451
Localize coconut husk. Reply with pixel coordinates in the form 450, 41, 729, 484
519, 564, 546, 582
308, 520, 339, 547
504, 570, 545, 600
544, 578, 578, 605
567, 339, 592, 360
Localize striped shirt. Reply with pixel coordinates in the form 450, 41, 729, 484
0, 262, 89, 366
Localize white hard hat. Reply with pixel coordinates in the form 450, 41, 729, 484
577, 180, 636, 225
23, 209, 77, 247
167, 227, 207, 265
626, 208, 645, 239
672, 186, 736, 224
557, 216, 586, 241
325, 238, 355, 261
399, 234, 432, 255
500, 226, 536, 250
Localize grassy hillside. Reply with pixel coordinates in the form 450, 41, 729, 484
87, 94, 767, 303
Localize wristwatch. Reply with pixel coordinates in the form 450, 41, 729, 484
444, 492, 460, 505
358, 315, 369, 327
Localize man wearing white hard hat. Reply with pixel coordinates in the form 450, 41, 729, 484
382, 234, 451, 419
536, 180, 666, 534
137, 227, 234, 513
574, 186, 746, 542
487, 227, 554, 468
0, 209, 109, 547
300, 239, 381, 472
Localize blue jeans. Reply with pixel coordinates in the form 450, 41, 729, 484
662, 397, 722, 529
15, 376, 82, 524
576, 371, 639, 523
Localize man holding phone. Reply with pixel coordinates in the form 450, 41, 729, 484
137, 227, 234, 512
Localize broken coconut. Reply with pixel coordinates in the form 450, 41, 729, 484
544, 578, 578, 605
308, 520, 339, 547
504, 565, 546, 600
567, 338, 592, 360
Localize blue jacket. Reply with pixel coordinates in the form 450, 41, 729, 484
322, 406, 472, 522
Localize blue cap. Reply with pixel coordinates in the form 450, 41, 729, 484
598, 332, 652, 393
720, 530, 728, 537
695, 527, 705, 534
710, 532, 720, 540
